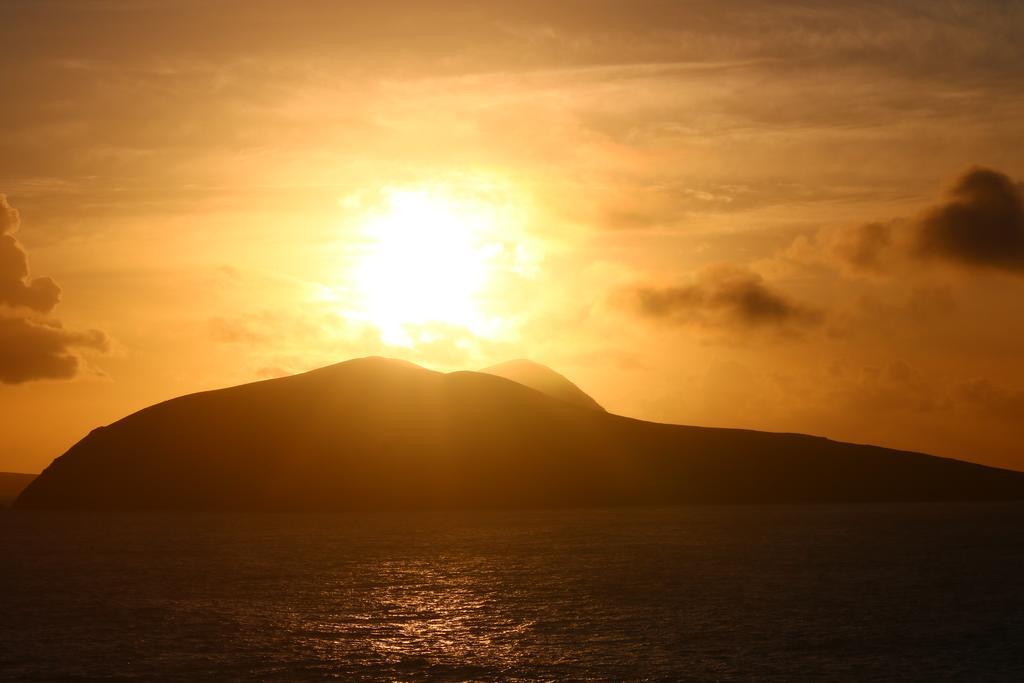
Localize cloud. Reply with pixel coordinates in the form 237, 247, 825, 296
0, 196, 61, 313
208, 315, 276, 345
0, 195, 108, 384
623, 263, 822, 332
782, 220, 898, 277
780, 167, 1024, 279
830, 221, 893, 273
824, 358, 950, 416
956, 378, 1024, 424
0, 314, 108, 385
915, 167, 1024, 272
0, 196, 17, 234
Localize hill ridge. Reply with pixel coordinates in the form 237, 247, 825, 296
481, 359, 604, 411
15, 357, 1024, 510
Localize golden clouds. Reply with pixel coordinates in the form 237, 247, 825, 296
2, 1, 1024, 472
0, 197, 60, 314
0, 196, 108, 384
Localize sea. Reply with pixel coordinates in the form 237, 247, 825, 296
2, 503, 1023, 681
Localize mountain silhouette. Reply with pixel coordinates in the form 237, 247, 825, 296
0, 472, 36, 508
15, 356, 1024, 510
481, 359, 604, 411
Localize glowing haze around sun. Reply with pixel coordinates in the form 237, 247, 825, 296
336, 181, 541, 347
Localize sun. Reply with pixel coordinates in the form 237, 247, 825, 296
346, 184, 536, 346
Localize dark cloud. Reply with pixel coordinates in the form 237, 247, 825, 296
782, 167, 1024, 278
0, 195, 107, 384
915, 167, 1024, 272
0, 314, 108, 385
0, 196, 61, 313
625, 264, 822, 331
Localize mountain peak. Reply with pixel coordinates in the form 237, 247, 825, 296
298, 356, 431, 379
481, 359, 604, 412
324, 356, 426, 371
14, 355, 1024, 511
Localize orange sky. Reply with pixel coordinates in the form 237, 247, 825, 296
2, 0, 1023, 473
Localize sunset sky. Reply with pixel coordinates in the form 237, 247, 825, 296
2, 0, 1023, 474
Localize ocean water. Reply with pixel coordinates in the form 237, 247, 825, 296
2, 504, 1023, 680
